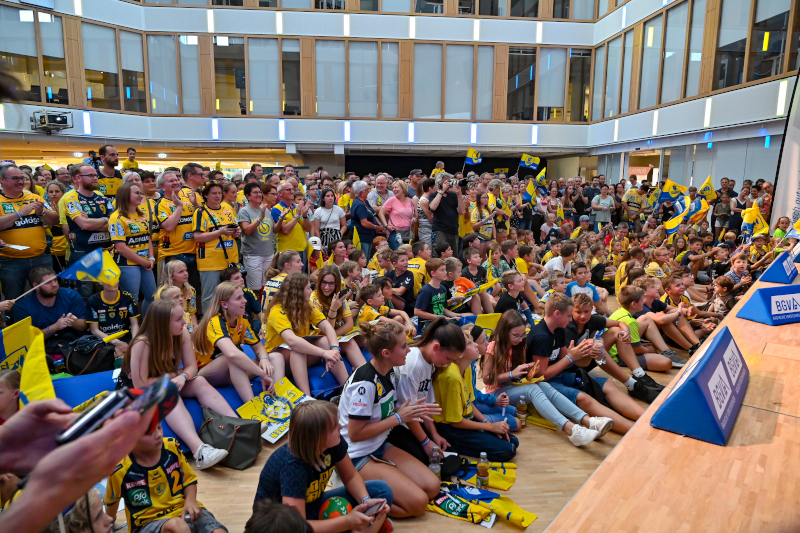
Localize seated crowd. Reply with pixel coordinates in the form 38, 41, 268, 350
0, 151, 778, 533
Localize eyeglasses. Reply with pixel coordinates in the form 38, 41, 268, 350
3, 176, 25, 182
510, 332, 526, 340
78, 173, 98, 178
320, 281, 337, 286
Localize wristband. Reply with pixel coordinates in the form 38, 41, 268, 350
45, 326, 51, 336
361, 496, 370, 505
15, 211, 22, 221
394, 413, 403, 426
420, 437, 430, 447
330, 346, 341, 352
180, 372, 190, 381
565, 355, 575, 364
510, 371, 514, 381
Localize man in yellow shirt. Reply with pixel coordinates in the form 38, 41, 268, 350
271, 181, 310, 265
121, 147, 138, 169
97, 144, 123, 198
0, 165, 59, 300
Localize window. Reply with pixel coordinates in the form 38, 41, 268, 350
147, 35, 179, 114
507, 47, 536, 120
282, 39, 302, 115
445, 45, 474, 119
177, 0, 209, 4
315, 40, 346, 117
282, 0, 313, 8
415, 0, 444, 13
573, 0, 594, 19
479, 0, 507, 16
212, 0, 243, 4
748, 0, 791, 80
660, 2, 688, 104
537, 48, 567, 121
0, 7, 40, 103
567, 49, 591, 122
553, 0, 569, 18
360, 0, 379, 10
349, 41, 379, 117
179, 35, 201, 114
509, 0, 538, 17
413, 43, 442, 119
620, 31, 633, 113
260, 0, 278, 6
685, 0, 706, 98
82, 23, 120, 110
604, 35, 622, 117
597, 0, 608, 18
382, 0, 411, 11
714, 0, 749, 90
639, 14, 663, 109
213, 36, 246, 115
120, 31, 146, 113
791, 0, 800, 70
458, 0, 475, 14
248, 38, 281, 116
39, 14, 68, 105
476, 46, 495, 120
591, 44, 605, 120
317, 0, 345, 8
381, 42, 399, 118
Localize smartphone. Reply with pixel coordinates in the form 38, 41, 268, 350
338, 288, 350, 299
363, 502, 384, 516
226, 223, 239, 229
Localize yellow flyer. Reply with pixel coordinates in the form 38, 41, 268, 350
237, 378, 313, 443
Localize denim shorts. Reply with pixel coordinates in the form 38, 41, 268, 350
548, 372, 608, 404
351, 441, 393, 470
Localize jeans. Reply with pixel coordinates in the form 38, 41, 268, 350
433, 231, 459, 258
161, 253, 202, 314
593, 221, 610, 232
303, 480, 394, 520
434, 422, 519, 462
477, 402, 519, 431
243, 254, 273, 291
518, 219, 532, 231
387, 230, 408, 251
359, 242, 372, 261
494, 382, 588, 431
118, 265, 157, 315
0, 253, 52, 300
199, 270, 221, 314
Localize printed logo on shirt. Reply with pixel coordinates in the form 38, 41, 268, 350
128, 488, 152, 507
1, 204, 13, 214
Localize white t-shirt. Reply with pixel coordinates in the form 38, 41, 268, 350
545, 256, 572, 278
394, 347, 436, 406
338, 363, 397, 458
314, 205, 346, 230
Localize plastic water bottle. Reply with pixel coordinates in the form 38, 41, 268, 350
477, 452, 490, 489
429, 445, 441, 478
516, 395, 527, 428
594, 332, 606, 365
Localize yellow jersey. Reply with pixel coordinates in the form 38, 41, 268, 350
264, 302, 326, 351
407, 257, 430, 295
270, 201, 307, 253
358, 305, 389, 323
97, 170, 123, 198
470, 207, 493, 240
262, 272, 287, 311
121, 159, 139, 169
192, 204, 239, 271
196, 313, 258, 367
109, 211, 151, 266
310, 291, 352, 331
157, 193, 198, 257
0, 191, 54, 258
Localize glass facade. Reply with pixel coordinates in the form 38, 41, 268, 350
685, 0, 706, 98
179, 35, 201, 114
315, 40, 346, 116
147, 35, 180, 114
567, 48, 591, 122
213, 36, 246, 115
537, 47, 567, 121
620, 31, 633, 113
248, 38, 281, 116
282, 39, 302, 115
82, 23, 120, 110
476, 46, 495, 120
747, 0, 791, 80
639, 14, 663, 109
444, 45, 474, 120
660, 1, 688, 104
714, 0, 750, 90
349, 41, 379, 118
507, 47, 536, 120
120, 31, 146, 113
413, 43, 442, 119
604, 35, 622, 117
381, 42, 400, 118
591, 43, 605, 120
39, 14, 68, 105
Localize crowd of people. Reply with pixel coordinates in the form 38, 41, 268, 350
0, 147, 782, 533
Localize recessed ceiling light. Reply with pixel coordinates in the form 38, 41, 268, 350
73, 152, 82, 157
158, 153, 167, 159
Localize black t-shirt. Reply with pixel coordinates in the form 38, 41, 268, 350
659, 203, 676, 222
429, 191, 460, 234
387, 269, 416, 304
634, 297, 668, 318
573, 195, 586, 217
526, 319, 566, 364
583, 186, 600, 204
494, 292, 524, 315
86, 291, 140, 343
680, 252, 696, 267
254, 437, 348, 505
462, 265, 487, 286
415, 283, 448, 316
563, 315, 607, 372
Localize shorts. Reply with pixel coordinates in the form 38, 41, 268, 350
137, 509, 227, 533
616, 354, 650, 370
715, 219, 729, 228
478, 235, 492, 242
351, 441, 393, 470
547, 372, 608, 404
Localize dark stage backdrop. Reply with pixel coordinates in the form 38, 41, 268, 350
344, 155, 548, 179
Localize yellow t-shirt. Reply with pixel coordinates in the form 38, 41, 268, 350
749, 244, 771, 265
645, 261, 669, 279
367, 254, 381, 272
622, 189, 645, 213
235, 189, 248, 210
271, 201, 307, 253
192, 204, 239, 271
157, 193, 198, 257
109, 211, 151, 266
541, 250, 554, 265
515, 257, 529, 275
121, 159, 138, 169
0, 191, 54, 258
606, 251, 624, 268
615, 260, 633, 294
49, 224, 67, 257
196, 313, 258, 367
407, 257, 430, 295
310, 291, 352, 331
432, 362, 474, 424
470, 207, 493, 240
264, 302, 326, 351
359, 305, 389, 323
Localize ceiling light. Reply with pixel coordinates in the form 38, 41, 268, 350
158, 153, 167, 159
73, 152, 82, 157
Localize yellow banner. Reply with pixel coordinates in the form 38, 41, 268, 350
237, 378, 311, 443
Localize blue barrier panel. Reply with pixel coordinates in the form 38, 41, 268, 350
650, 326, 749, 446
758, 251, 798, 284
737, 284, 800, 326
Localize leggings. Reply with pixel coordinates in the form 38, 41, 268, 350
494, 382, 587, 432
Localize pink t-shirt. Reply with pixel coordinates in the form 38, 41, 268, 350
484, 340, 513, 394
383, 196, 414, 230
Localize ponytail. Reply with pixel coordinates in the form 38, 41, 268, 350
265, 250, 300, 281
360, 321, 405, 359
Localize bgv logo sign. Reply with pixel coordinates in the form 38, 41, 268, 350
770, 294, 800, 315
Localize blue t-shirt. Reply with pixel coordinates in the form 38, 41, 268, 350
14, 288, 87, 343
351, 198, 376, 243
415, 283, 447, 316
566, 281, 600, 302
387, 269, 416, 306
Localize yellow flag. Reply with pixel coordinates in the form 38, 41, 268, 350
215, 161, 222, 171
43, 163, 54, 171
11, 318, 55, 407
697, 176, 717, 202
352, 226, 361, 248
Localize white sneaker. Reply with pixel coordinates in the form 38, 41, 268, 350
195, 443, 228, 470
568, 425, 600, 447
588, 417, 614, 438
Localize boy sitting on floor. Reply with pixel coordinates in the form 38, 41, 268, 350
566, 263, 611, 316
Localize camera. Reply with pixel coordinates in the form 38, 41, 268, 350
449, 178, 469, 189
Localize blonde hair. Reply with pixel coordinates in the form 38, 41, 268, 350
192, 282, 243, 356
123, 299, 183, 378
288, 401, 339, 470
48, 490, 103, 533
158, 260, 194, 297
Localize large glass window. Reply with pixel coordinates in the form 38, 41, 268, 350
381, 42, 399, 118
360, 0, 379, 10
747, 0, 790, 80
537, 48, 567, 121
458, 0, 475, 14
597, 0, 608, 18
620, 31, 633, 113
282, 0, 312, 8
573, 0, 594, 19
509, 0, 538, 17
179, 35, 201, 114
591, 44, 605, 120
382, 0, 411, 11
413, 43, 442, 119
349, 42, 378, 117
315, 40, 346, 117
316, 0, 345, 8
415, 0, 444, 13
39, 14, 67, 105
120, 31, 146, 113
479, 0, 507, 16
214, 36, 245, 115
147, 35, 179, 114
248, 38, 281, 116
2, 7, 40, 103
714, 0, 749, 90
604, 36, 622, 117
82, 23, 119, 110
260, 0, 279, 6
685, 0, 706, 98
445, 45, 474, 120
507, 47, 536, 120
639, 14, 663, 109
553, 0, 569, 18
660, 2, 688, 104
282, 39, 301, 115
475, 46, 494, 120
567, 48, 591, 122
790, 0, 800, 70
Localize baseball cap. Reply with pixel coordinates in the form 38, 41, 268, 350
579, 215, 590, 222
309, 236, 322, 251
410, 169, 422, 176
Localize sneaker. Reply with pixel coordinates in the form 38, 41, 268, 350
629, 380, 660, 403
568, 425, 600, 446
636, 373, 665, 391
688, 344, 700, 356
588, 417, 614, 438
378, 518, 394, 533
195, 443, 228, 470
662, 349, 686, 368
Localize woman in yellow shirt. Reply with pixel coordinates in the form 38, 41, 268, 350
470, 192, 495, 258
192, 281, 275, 404
110, 181, 156, 314
264, 272, 346, 396
311, 265, 367, 361
45, 181, 67, 272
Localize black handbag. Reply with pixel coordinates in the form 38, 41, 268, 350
200, 206, 247, 276
198, 407, 262, 470
571, 367, 611, 409
65, 335, 117, 376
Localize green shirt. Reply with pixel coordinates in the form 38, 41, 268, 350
608, 308, 640, 361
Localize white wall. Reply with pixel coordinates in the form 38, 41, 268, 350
546, 156, 581, 180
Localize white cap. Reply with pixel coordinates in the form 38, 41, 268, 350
308, 236, 322, 251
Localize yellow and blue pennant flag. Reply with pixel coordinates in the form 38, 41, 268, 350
741, 205, 769, 240
534, 167, 548, 196
58, 248, 120, 285
522, 179, 537, 204
0, 317, 55, 406
520, 154, 540, 171
659, 179, 688, 203
465, 147, 482, 165
697, 176, 717, 202
686, 197, 710, 226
